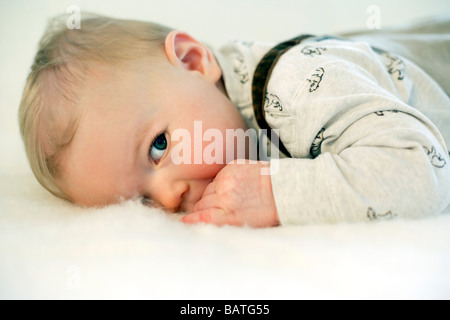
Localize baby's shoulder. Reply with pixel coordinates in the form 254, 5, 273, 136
279, 36, 378, 69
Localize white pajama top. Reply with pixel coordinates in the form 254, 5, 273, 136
214, 18, 450, 225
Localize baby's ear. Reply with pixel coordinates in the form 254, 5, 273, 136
164, 30, 221, 83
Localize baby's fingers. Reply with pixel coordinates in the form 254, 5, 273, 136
193, 193, 220, 212
181, 209, 239, 226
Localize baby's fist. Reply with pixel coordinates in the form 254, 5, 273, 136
181, 160, 279, 228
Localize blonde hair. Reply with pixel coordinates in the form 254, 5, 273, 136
18, 13, 173, 201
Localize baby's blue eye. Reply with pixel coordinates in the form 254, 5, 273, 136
149, 133, 167, 163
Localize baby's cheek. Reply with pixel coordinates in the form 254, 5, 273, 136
186, 162, 225, 180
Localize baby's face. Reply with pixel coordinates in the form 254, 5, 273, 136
58, 57, 248, 212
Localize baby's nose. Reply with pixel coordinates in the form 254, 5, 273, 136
152, 180, 189, 212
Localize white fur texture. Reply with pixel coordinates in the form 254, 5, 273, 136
1, 173, 450, 299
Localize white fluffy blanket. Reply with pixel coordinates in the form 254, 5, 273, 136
1, 172, 449, 299
2, 1, 450, 300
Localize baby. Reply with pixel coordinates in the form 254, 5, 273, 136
19, 13, 450, 227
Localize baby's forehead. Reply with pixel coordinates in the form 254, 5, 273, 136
76, 57, 170, 120
82, 58, 156, 89
76, 62, 149, 114
84, 61, 119, 82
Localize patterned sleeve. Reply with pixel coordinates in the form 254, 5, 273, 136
271, 111, 450, 225
264, 39, 450, 224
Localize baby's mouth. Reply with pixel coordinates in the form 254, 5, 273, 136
177, 201, 195, 214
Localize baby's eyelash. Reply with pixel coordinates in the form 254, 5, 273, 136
141, 196, 155, 207
149, 132, 168, 163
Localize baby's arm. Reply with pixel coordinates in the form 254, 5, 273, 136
271, 111, 450, 225
182, 111, 450, 227
264, 39, 450, 225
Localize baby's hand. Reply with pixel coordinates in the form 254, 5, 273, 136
181, 160, 280, 228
